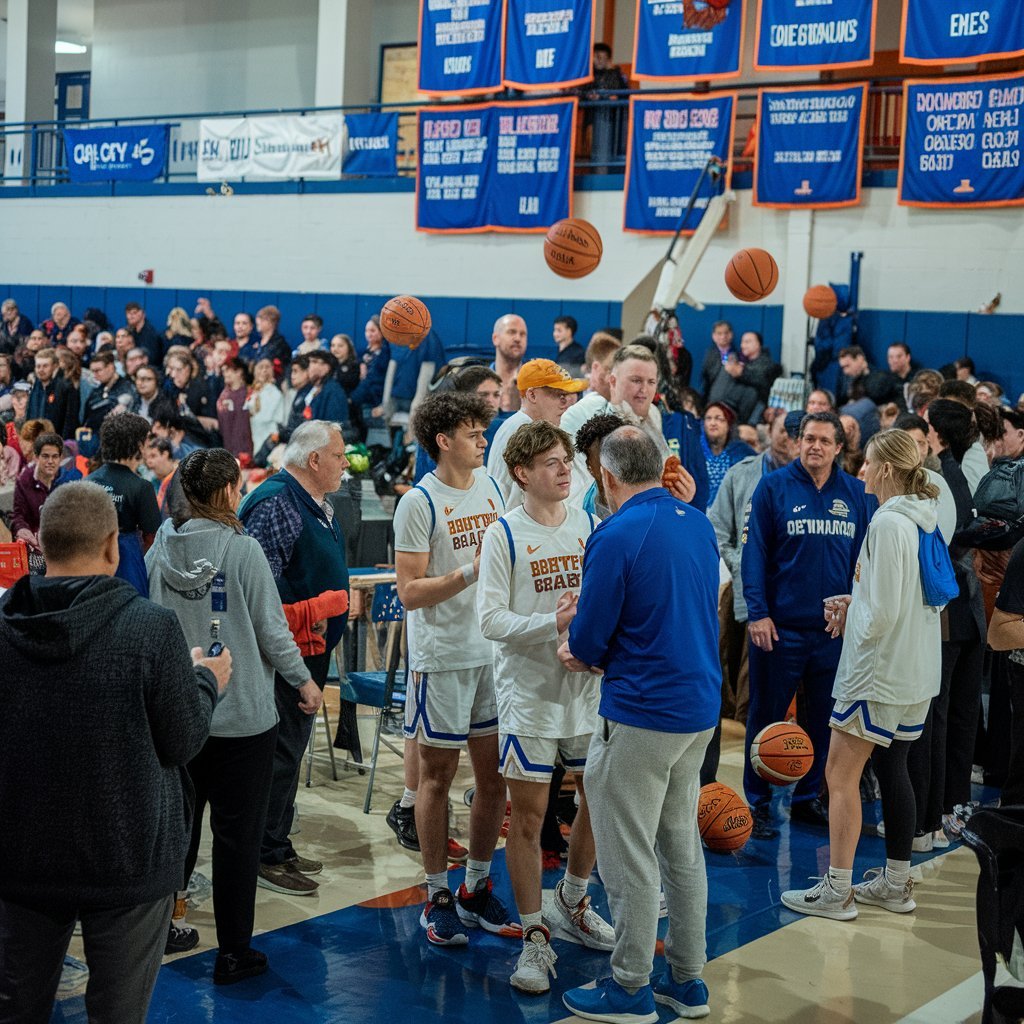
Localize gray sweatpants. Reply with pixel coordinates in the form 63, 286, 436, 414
585, 717, 714, 990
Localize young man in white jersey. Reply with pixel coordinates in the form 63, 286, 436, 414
477, 420, 615, 994
393, 391, 519, 947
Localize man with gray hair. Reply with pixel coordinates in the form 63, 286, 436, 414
0, 482, 231, 1023
239, 420, 350, 896
1, 298, 32, 351
558, 425, 721, 1024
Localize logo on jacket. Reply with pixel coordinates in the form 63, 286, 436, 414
829, 500, 850, 519
793, 504, 806, 513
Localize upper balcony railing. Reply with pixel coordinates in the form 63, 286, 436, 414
0, 81, 906, 193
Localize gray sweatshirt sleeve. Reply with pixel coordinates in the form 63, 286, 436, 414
239, 539, 312, 688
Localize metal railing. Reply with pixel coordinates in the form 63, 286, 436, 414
0, 80, 907, 191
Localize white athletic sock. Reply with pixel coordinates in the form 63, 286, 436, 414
521, 911, 543, 937
560, 870, 589, 908
400, 788, 417, 809
464, 858, 491, 891
828, 866, 853, 893
885, 859, 911, 888
426, 871, 449, 900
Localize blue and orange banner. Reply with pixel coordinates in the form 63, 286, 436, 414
898, 72, 1024, 209
632, 0, 744, 82
901, 0, 1024, 66
754, 84, 867, 209
416, 97, 576, 233
754, 0, 875, 71
504, 0, 595, 90
418, 0, 506, 96
623, 93, 735, 234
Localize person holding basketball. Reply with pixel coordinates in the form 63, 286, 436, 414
394, 391, 518, 947
741, 412, 873, 839
477, 419, 613, 994
782, 430, 944, 919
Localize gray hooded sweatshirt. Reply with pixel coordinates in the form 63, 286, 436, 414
146, 518, 310, 738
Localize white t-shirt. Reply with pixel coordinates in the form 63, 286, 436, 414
477, 504, 600, 738
393, 467, 504, 672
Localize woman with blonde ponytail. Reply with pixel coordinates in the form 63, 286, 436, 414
783, 429, 944, 922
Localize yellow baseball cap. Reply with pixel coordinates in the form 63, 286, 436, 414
516, 358, 587, 394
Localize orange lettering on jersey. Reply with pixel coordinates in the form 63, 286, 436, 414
529, 553, 584, 593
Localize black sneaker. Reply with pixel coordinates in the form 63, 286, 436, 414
790, 797, 830, 829
751, 805, 779, 840
213, 947, 268, 986
386, 800, 420, 851
165, 923, 200, 955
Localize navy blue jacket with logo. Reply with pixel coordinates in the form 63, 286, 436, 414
741, 459, 874, 630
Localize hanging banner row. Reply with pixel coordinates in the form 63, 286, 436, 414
421, 1, 1024, 93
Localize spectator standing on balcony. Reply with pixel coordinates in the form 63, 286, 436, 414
1, 299, 32, 352
582, 43, 627, 172
44, 302, 80, 347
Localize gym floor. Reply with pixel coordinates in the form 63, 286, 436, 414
53, 719, 995, 1024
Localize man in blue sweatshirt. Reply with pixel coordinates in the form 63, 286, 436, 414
741, 411, 873, 838
558, 426, 721, 1024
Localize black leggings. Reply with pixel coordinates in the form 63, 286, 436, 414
872, 739, 915, 863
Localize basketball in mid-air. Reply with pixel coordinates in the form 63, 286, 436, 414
750, 722, 814, 785
380, 295, 431, 349
803, 284, 838, 320
724, 248, 779, 302
543, 218, 603, 279
698, 782, 752, 852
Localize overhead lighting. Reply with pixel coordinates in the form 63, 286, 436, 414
55, 41, 87, 54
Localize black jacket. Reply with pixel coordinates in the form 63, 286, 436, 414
27, 375, 79, 438
0, 575, 217, 908
707, 351, 782, 424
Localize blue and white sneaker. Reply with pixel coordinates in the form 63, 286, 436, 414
562, 977, 658, 1024
457, 878, 523, 938
56, 955, 89, 997
420, 888, 469, 946
652, 971, 711, 1019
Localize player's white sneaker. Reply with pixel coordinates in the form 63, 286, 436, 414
781, 876, 857, 920
544, 880, 616, 951
510, 926, 557, 994
852, 868, 916, 913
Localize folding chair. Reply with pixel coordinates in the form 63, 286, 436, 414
339, 583, 407, 813
961, 806, 1024, 1024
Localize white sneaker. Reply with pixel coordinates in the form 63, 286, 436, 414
853, 868, 916, 913
781, 877, 857, 920
912, 832, 934, 853
931, 829, 950, 849
544, 880, 616, 951
510, 926, 558, 994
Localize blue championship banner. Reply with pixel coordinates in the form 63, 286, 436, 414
623, 93, 735, 233
754, 84, 867, 208
899, 72, 1024, 209
342, 113, 399, 176
504, 0, 595, 90
418, 0, 506, 96
901, 0, 1024, 66
64, 124, 168, 182
417, 97, 576, 232
754, 0, 875, 71
632, 0, 744, 82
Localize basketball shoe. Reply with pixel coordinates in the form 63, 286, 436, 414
510, 925, 558, 994
420, 888, 468, 946
544, 879, 615, 950
781, 875, 857, 920
456, 877, 522, 937
652, 971, 711, 1019
852, 868, 916, 913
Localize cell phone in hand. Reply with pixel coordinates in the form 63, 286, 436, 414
207, 641, 224, 657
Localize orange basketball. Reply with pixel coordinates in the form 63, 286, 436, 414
697, 782, 753, 852
724, 248, 779, 302
544, 218, 603, 279
380, 295, 431, 350
750, 722, 814, 786
803, 284, 838, 320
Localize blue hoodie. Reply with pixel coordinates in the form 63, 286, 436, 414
568, 488, 721, 734
742, 458, 873, 630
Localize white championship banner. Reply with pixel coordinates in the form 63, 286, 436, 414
197, 114, 346, 181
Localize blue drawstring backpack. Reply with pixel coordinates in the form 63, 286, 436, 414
918, 526, 959, 607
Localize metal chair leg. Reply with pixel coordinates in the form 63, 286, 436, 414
304, 712, 316, 788
322, 702, 338, 782
363, 710, 386, 814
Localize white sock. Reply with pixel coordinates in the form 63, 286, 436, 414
828, 866, 853, 893
464, 858, 491, 891
426, 870, 449, 900
400, 788, 417, 809
885, 859, 911, 888
521, 910, 543, 937
560, 870, 589, 908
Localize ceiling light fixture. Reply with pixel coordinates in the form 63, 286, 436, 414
55, 41, 88, 54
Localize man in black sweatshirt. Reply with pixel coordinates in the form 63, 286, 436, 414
0, 481, 231, 1024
